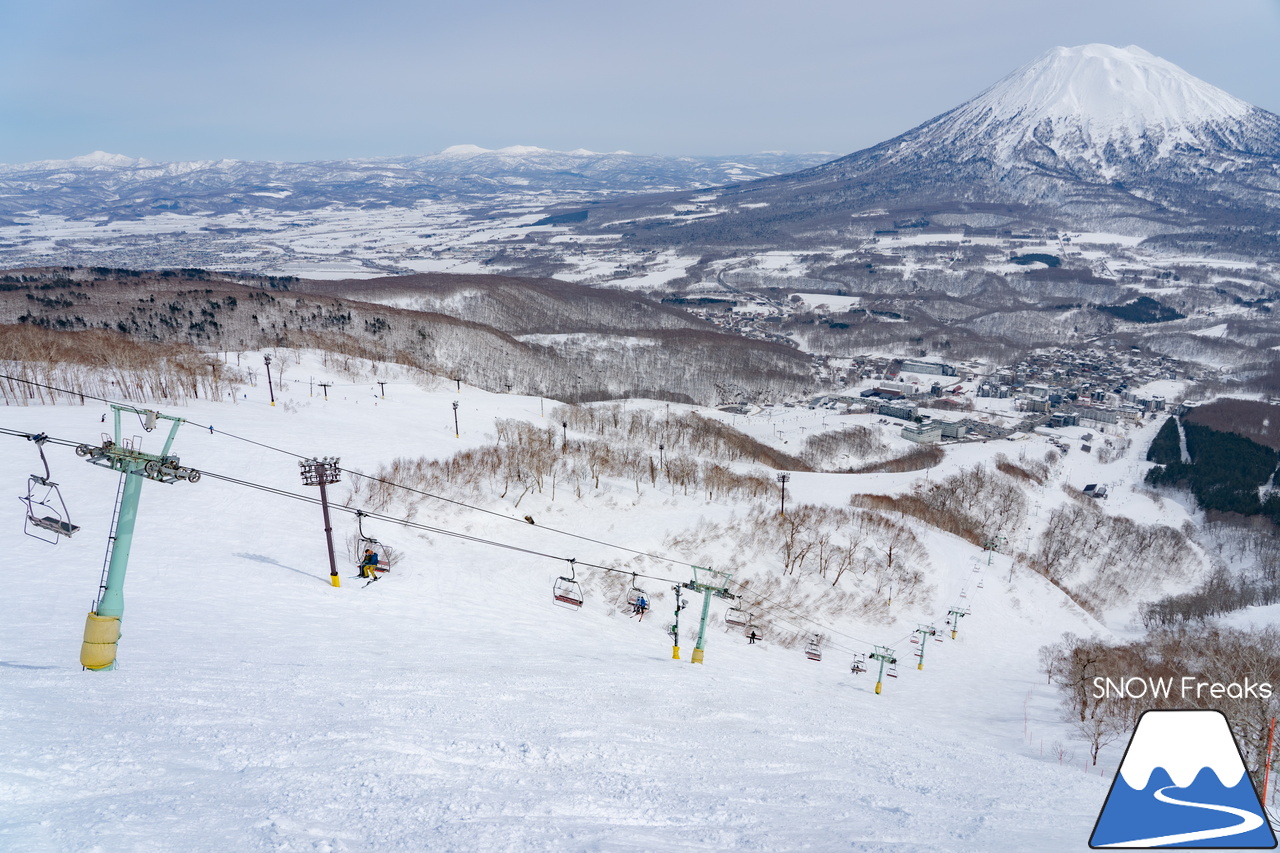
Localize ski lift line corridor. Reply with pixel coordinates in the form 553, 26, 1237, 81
164, 466, 918, 668
194, 469, 695, 591
219, 460, 924, 660
1, 416, 959, 673
2, 425, 938, 672
0, 373, 947, 657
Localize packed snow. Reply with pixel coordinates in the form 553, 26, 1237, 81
0, 355, 1188, 851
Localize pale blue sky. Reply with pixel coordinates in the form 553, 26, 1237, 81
3, 0, 1279, 164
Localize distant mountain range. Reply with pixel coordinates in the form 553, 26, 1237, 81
5, 45, 1277, 258
560, 45, 1280, 253
0, 147, 834, 222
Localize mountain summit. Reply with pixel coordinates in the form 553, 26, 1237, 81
929, 44, 1267, 169
579, 45, 1280, 249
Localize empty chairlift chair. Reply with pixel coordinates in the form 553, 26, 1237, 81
20, 434, 79, 544
805, 635, 822, 662
724, 606, 748, 628
553, 559, 584, 610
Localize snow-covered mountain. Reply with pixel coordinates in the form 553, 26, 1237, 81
920, 45, 1270, 172
0, 147, 834, 222
574, 45, 1280, 249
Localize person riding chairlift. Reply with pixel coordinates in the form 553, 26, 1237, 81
359, 548, 381, 579
631, 595, 649, 619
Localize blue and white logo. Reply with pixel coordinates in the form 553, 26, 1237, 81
1091, 709, 1277, 848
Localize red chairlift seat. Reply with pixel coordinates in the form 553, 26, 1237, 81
553, 559, 584, 610
553, 579, 584, 609
805, 636, 822, 661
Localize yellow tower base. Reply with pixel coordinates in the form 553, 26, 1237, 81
672, 645, 680, 660
875, 681, 882, 695
691, 648, 705, 664
331, 574, 341, 588
80, 612, 120, 670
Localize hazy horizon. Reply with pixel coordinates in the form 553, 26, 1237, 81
4, 0, 1280, 165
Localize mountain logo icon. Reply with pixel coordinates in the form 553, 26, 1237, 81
1091, 709, 1277, 848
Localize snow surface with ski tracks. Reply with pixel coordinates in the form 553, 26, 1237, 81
1, 356, 1130, 851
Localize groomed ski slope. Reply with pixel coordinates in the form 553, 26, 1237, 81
2, 357, 1125, 851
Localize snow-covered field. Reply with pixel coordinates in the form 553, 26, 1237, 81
0, 356, 1176, 851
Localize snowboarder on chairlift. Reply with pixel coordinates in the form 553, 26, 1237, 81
748, 630, 759, 645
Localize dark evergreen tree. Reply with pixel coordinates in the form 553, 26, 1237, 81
1147, 422, 1280, 516
1147, 416, 1182, 465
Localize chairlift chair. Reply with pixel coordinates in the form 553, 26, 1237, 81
553, 558, 584, 610
887, 663, 899, 679
850, 654, 867, 674
625, 573, 648, 608
910, 635, 920, 644
20, 434, 79, 544
724, 606, 748, 628
625, 575, 650, 619
355, 510, 393, 574
977, 579, 984, 589
804, 635, 822, 662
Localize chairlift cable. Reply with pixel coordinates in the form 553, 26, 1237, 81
196, 469, 690, 582
0, 418, 925, 658
168, 414, 705, 570
0, 374, 120, 408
